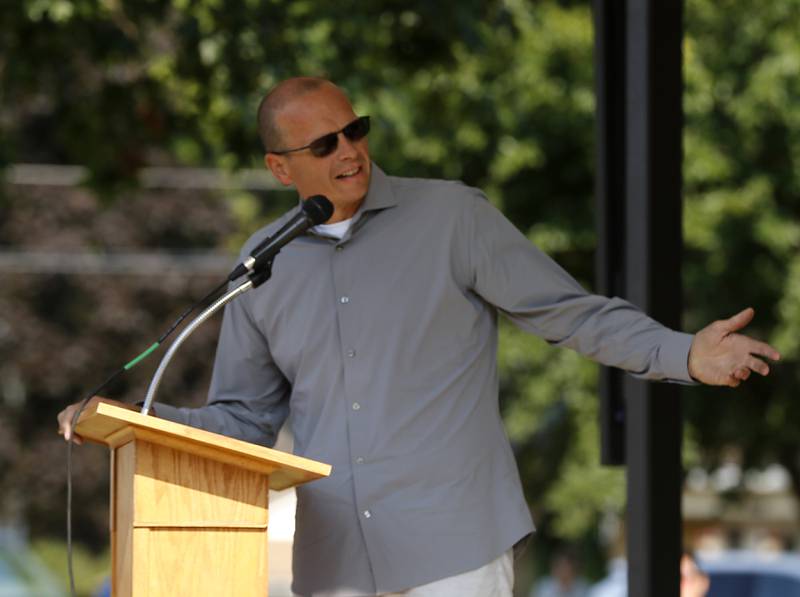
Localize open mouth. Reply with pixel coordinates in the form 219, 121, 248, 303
336, 166, 362, 180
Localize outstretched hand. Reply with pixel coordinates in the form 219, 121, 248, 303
687, 308, 781, 387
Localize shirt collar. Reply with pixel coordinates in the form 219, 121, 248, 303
359, 162, 399, 213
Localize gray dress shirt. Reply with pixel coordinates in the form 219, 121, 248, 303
154, 164, 694, 596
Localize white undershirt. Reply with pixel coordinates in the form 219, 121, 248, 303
313, 216, 354, 240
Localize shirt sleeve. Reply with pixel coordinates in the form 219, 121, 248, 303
152, 288, 291, 447
463, 189, 695, 383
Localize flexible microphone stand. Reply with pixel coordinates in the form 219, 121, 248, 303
140, 259, 273, 415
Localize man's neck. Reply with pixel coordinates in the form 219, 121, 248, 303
326, 199, 365, 223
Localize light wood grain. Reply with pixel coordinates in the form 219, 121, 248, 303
136, 527, 269, 596
133, 441, 269, 527
112, 442, 135, 597
76, 402, 331, 489
110, 438, 271, 596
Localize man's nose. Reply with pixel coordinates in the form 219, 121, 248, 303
335, 132, 359, 158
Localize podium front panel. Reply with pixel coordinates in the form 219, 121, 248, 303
111, 439, 270, 596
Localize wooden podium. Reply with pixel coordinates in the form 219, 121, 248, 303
76, 402, 331, 596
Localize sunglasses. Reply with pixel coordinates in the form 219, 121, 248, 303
269, 116, 371, 158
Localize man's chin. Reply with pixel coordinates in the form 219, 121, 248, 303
333, 180, 370, 205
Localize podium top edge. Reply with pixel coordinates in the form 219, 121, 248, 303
78, 402, 331, 481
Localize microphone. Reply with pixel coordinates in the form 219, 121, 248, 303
228, 195, 333, 281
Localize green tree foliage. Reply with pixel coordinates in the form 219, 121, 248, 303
1, 0, 798, 571
683, 0, 800, 490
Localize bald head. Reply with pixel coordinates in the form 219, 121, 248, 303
257, 77, 344, 152
261, 78, 371, 222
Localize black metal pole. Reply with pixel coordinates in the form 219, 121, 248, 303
594, 0, 685, 594
593, 0, 627, 467
624, 1, 684, 595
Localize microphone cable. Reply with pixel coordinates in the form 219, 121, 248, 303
65, 277, 229, 597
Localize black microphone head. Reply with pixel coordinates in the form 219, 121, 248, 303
303, 195, 334, 225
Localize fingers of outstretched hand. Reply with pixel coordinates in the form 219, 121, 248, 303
745, 356, 770, 376
727, 376, 741, 388
723, 359, 767, 387
720, 367, 745, 387
730, 335, 780, 370
744, 338, 782, 362
720, 307, 755, 334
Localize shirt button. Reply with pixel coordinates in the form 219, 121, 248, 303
363, 510, 371, 519
346, 349, 356, 358
355, 457, 365, 464
352, 402, 361, 411
340, 296, 350, 304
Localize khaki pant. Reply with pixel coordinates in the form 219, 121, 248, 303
295, 549, 514, 597
383, 549, 513, 597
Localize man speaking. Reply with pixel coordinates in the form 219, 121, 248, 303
59, 77, 780, 596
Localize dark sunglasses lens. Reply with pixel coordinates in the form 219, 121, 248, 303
307, 117, 370, 157
344, 116, 370, 141
309, 133, 339, 157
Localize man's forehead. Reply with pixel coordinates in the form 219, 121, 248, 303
276, 88, 356, 134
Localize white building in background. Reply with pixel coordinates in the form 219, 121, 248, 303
268, 427, 299, 597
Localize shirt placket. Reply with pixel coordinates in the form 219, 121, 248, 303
328, 232, 381, 587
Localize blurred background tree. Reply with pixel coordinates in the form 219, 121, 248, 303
1, 0, 799, 591
683, 0, 800, 493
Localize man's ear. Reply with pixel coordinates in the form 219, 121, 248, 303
265, 153, 293, 186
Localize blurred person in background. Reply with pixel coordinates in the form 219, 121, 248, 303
530, 549, 589, 597
681, 553, 710, 597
